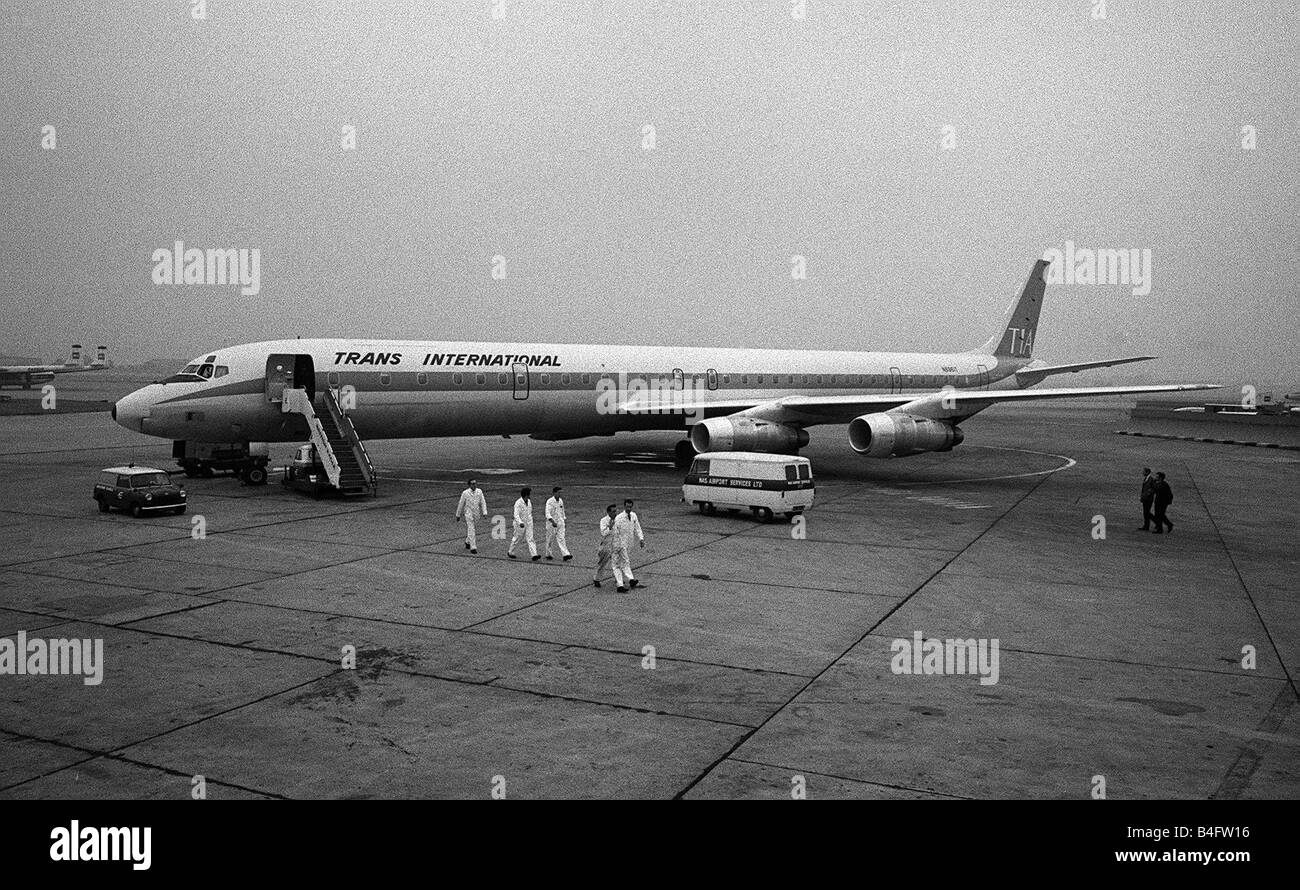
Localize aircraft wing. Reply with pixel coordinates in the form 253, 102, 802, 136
664, 383, 1221, 426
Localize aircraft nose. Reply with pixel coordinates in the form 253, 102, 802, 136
113, 388, 150, 432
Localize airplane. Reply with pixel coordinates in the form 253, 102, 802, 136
0, 345, 109, 389
111, 259, 1218, 473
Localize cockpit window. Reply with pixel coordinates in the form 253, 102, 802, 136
162, 358, 223, 384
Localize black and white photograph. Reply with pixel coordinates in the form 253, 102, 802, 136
0, 0, 1295, 854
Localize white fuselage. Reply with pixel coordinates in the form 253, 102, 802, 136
113, 338, 1028, 443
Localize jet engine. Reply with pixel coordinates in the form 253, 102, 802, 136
689, 417, 810, 454
847, 412, 963, 458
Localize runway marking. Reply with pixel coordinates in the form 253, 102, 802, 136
879, 446, 1078, 487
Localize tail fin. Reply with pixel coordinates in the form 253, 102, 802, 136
94, 346, 107, 367
973, 258, 1049, 358
67, 344, 83, 367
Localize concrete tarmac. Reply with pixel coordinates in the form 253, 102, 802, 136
0, 383, 1296, 798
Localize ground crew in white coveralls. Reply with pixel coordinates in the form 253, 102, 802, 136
593, 503, 618, 588
544, 486, 572, 561
508, 486, 540, 561
611, 498, 646, 592
454, 478, 488, 554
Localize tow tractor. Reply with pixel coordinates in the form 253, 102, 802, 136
173, 440, 270, 484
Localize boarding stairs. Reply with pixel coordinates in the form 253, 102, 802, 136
281, 387, 377, 496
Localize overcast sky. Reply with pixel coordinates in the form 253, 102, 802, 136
1, 0, 1295, 381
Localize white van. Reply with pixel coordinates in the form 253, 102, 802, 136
682, 452, 815, 521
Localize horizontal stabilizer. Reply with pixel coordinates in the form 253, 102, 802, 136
1014, 356, 1155, 385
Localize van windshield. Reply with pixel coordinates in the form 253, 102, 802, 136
130, 472, 172, 488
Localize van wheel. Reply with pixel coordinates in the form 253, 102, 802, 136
697, 502, 708, 514
97, 499, 110, 513
246, 466, 268, 485
131, 504, 144, 518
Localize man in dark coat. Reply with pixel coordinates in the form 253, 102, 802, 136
1139, 467, 1156, 530
1151, 472, 1174, 534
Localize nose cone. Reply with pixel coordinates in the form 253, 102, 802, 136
113, 386, 153, 433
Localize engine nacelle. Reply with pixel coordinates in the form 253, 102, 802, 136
689, 417, 810, 454
847, 412, 963, 458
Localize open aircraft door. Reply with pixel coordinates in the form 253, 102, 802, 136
976, 364, 990, 389
889, 367, 902, 393
266, 354, 316, 403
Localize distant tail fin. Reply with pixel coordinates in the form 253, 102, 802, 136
973, 259, 1049, 358
67, 344, 83, 367
94, 346, 107, 367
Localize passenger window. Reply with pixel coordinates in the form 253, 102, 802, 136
214, 365, 229, 378
722, 375, 730, 385
453, 373, 463, 386
540, 374, 550, 385
741, 375, 748, 385
562, 374, 571, 385
787, 375, 795, 384
582, 374, 590, 385
784, 465, 797, 482
798, 464, 811, 480
672, 368, 684, 390
379, 372, 391, 386
815, 375, 823, 384
417, 372, 427, 385
476, 374, 485, 385
498, 373, 509, 385
706, 369, 718, 391
328, 371, 340, 386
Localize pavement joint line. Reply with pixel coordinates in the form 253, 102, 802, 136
0, 670, 340, 797
4, 565, 227, 600
625, 568, 905, 601
1183, 465, 1297, 702
671, 470, 1056, 800
482, 681, 761, 730
113, 599, 227, 627
1211, 685, 1297, 800
0, 732, 289, 800
724, 756, 976, 800
87, 590, 819, 680
5, 564, 236, 596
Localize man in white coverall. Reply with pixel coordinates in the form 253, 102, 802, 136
593, 503, 618, 588
544, 486, 572, 561
453, 478, 488, 554
611, 498, 646, 592
507, 486, 540, 561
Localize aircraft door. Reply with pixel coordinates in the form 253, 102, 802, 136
889, 367, 902, 393
512, 362, 529, 400
266, 354, 316, 403
976, 364, 989, 389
